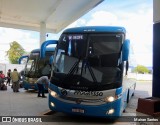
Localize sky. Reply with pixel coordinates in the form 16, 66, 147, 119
0, 0, 153, 67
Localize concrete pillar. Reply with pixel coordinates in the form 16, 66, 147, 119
40, 22, 46, 46
153, 0, 160, 97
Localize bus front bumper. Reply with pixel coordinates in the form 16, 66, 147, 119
48, 94, 122, 117
23, 81, 38, 90
23, 81, 48, 91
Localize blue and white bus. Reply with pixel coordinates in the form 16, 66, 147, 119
48, 26, 136, 117
19, 40, 57, 91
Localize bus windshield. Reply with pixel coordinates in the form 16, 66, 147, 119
25, 52, 52, 78
52, 33, 124, 90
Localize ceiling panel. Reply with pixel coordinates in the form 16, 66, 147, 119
0, 0, 103, 33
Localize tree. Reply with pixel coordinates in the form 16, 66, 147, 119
6, 41, 26, 64
133, 65, 149, 74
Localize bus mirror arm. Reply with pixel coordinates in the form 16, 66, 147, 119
40, 40, 58, 58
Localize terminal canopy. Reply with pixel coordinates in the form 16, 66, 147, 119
0, 0, 103, 33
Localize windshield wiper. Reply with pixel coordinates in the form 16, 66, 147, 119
28, 61, 34, 74
82, 59, 98, 83
67, 58, 81, 76
65, 58, 98, 84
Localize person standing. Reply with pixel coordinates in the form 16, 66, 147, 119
0, 71, 5, 80
11, 69, 19, 92
0, 71, 6, 90
6, 69, 11, 86
36, 76, 49, 98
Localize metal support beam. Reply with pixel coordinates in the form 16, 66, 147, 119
40, 22, 46, 46
153, 0, 160, 97
153, 23, 160, 97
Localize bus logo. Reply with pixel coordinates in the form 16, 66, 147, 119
74, 90, 103, 96
61, 89, 67, 96
75, 99, 82, 104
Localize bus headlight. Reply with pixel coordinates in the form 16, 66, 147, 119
104, 96, 116, 102
51, 91, 57, 97
48, 88, 58, 97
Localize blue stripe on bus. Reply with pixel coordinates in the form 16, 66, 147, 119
63, 26, 126, 33
116, 87, 122, 95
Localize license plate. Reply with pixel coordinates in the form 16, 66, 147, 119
72, 108, 85, 113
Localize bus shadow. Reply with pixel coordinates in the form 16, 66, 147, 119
44, 112, 117, 123
23, 89, 48, 93
23, 89, 37, 93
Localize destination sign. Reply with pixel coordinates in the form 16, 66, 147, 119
69, 35, 83, 40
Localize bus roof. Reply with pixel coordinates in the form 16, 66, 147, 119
31, 47, 55, 53
63, 26, 126, 34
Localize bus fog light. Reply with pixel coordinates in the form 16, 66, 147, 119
107, 109, 114, 115
50, 102, 55, 107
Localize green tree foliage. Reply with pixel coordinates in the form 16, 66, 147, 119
133, 65, 149, 74
6, 41, 26, 64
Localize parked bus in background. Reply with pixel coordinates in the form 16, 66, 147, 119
48, 26, 136, 117
19, 40, 57, 91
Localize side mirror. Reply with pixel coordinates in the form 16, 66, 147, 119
122, 39, 130, 61
40, 40, 58, 58
18, 55, 29, 64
